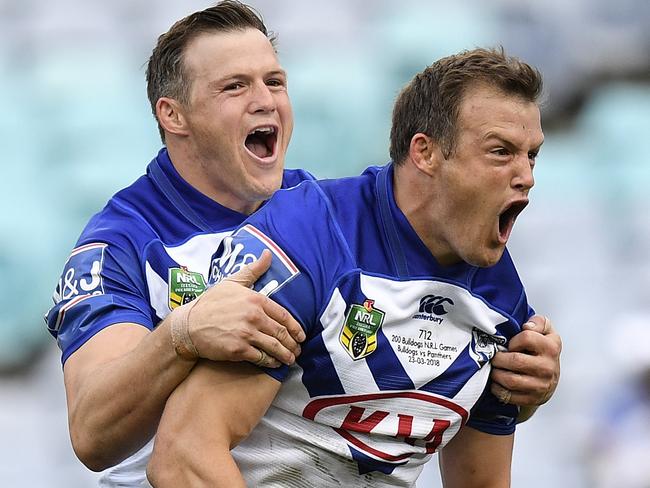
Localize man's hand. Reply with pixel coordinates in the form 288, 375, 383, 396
490, 315, 561, 409
188, 250, 305, 368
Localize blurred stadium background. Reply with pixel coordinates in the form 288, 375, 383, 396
1, 0, 649, 486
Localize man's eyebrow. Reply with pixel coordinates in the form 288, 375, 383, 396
207, 69, 287, 90
483, 132, 544, 151
483, 132, 517, 148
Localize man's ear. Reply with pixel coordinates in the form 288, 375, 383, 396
407, 133, 443, 177
156, 97, 190, 137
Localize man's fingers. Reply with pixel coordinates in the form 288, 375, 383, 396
249, 326, 300, 366
243, 345, 280, 368
257, 306, 304, 363
500, 390, 537, 407
521, 315, 562, 355
491, 315, 562, 409
225, 249, 273, 288
507, 327, 561, 357
491, 365, 543, 391
491, 350, 541, 375
261, 296, 306, 343
251, 348, 280, 368
491, 363, 555, 406
492, 380, 549, 407
491, 382, 512, 404
490, 382, 536, 406
507, 330, 545, 354
522, 315, 555, 335
192, 252, 307, 367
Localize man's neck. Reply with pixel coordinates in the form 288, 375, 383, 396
164, 144, 262, 216
393, 163, 459, 266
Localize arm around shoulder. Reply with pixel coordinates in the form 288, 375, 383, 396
63, 320, 195, 471
147, 360, 281, 487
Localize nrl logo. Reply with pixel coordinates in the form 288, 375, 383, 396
168, 267, 207, 310
340, 299, 385, 360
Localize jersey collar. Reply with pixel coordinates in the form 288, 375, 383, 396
148, 148, 251, 232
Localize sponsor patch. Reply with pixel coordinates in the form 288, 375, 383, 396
53, 243, 107, 304
340, 299, 385, 360
208, 224, 299, 297
168, 267, 207, 310
50, 243, 108, 332
302, 390, 467, 468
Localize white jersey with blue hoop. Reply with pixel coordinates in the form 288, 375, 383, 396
44, 147, 314, 487
209, 163, 533, 487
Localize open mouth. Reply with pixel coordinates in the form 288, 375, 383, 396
498, 200, 528, 243
244, 126, 277, 160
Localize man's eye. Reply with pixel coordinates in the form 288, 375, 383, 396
491, 148, 509, 157
266, 79, 285, 87
528, 151, 539, 161
224, 82, 244, 91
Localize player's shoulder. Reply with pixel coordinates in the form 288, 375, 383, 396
78, 173, 160, 248
471, 248, 528, 318
315, 165, 382, 216
250, 180, 332, 245
281, 167, 316, 188
315, 165, 382, 195
261, 167, 378, 227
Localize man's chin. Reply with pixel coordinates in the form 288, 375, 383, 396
249, 180, 282, 205
465, 247, 506, 268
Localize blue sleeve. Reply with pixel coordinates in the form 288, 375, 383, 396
281, 168, 316, 188
207, 181, 352, 381
465, 253, 533, 435
44, 211, 153, 364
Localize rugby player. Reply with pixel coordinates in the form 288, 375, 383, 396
45, 2, 560, 486
148, 47, 560, 487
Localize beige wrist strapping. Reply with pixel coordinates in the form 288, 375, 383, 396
170, 299, 200, 360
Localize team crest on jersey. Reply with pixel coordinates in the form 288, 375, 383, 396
340, 299, 385, 360
168, 267, 207, 310
469, 328, 506, 367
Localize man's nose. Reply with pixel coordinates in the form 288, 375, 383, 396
512, 155, 535, 192
249, 82, 276, 113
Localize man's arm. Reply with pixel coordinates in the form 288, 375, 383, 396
147, 360, 279, 487
490, 315, 562, 421
439, 426, 513, 488
62, 252, 303, 471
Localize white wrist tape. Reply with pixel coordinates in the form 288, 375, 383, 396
170, 299, 200, 360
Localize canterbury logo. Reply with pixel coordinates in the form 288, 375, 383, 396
419, 295, 454, 315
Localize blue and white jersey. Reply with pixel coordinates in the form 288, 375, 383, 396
44, 147, 313, 487
209, 164, 533, 487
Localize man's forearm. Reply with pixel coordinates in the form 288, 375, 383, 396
64, 255, 303, 472
148, 437, 246, 488
148, 361, 280, 487
439, 427, 513, 488
65, 319, 195, 471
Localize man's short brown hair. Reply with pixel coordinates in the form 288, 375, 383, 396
389, 47, 543, 164
146, 1, 275, 142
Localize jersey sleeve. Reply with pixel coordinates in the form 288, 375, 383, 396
465, 251, 534, 435
281, 167, 316, 188
207, 181, 352, 381
44, 206, 154, 364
